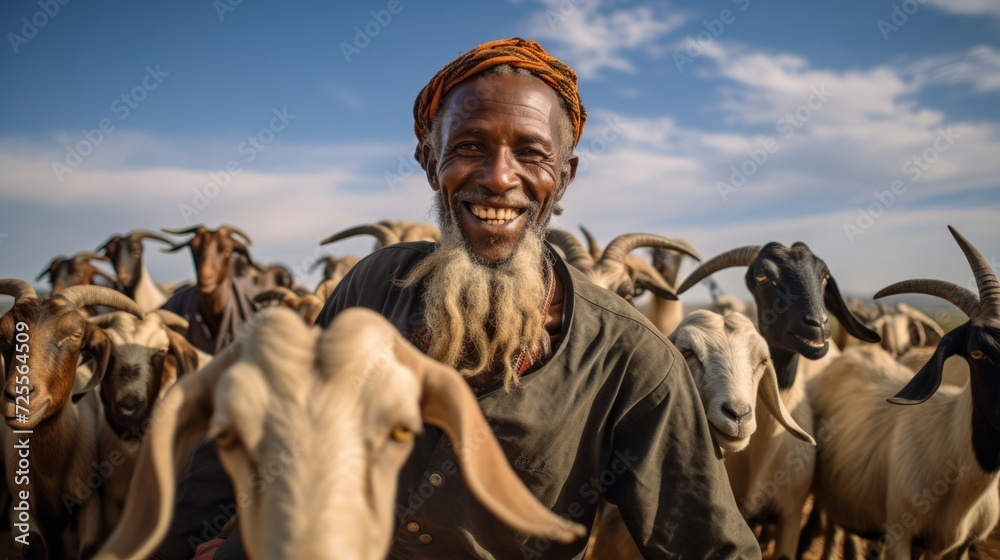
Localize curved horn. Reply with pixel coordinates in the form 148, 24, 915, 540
36, 256, 66, 281
74, 251, 111, 263
95, 234, 122, 255
54, 286, 143, 319
152, 309, 190, 331
874, 279, 979, 319
309, 256, 330, 274
129, 230, 176, 246
600, 234, 701, 269
948, 226, 998, 314
579, 226, 603, 260
896, 303, 945, 338
545, 229, 595, 270
0, 279, 38, 304
219, 224, 254, 246
677, 245, 762, 295
161, 225, 206, 236
321, 224, 400, 250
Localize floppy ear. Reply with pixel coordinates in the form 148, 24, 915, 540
758, 359, 816, 446
166, 328, 201, 376
74, 323, 112, 402
95, 347, 236, 560
825, 276, 880, 343
888, 324, 963, 405
392, 337, 586, 544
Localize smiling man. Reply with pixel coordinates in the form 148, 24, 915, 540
165, 38, 758, 560
313, 38, 759, 559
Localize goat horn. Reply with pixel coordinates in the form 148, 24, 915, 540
897, 303, 945, 337
579, 226, 603, 260
948, 226, 998, 314
54, 286, 143, 319
0, 279, 38, 304
676, 245, 762, 295
309, 256, 330, 274
320, 224, 399, 249
36, 256, 65, 281
162, 225, 206, 236
219, 225, 254, 246
74, 251, 110, 263
545, 229, 595, 270
95, 234, 122, 255
153, 309, 190, 330
600, 234, 701, 269
129, 230, 176, 246
874, 279, 979, 319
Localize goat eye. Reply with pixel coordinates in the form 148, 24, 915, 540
391, 425, 415, 443
970, 350, 985, 360
215, 428, 238, 449
755, 273, 768, 283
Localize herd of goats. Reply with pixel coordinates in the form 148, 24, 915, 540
0, 219, 996, 559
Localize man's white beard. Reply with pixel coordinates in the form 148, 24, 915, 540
401, 206, 551, 391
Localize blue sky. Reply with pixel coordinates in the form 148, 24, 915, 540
1, 0, 998, 303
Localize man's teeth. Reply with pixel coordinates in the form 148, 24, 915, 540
470, 204, 520, 225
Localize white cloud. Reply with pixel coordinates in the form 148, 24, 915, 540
925, 0, 1000, 18
519, 0, 688, 78
905, 45, 1000, 94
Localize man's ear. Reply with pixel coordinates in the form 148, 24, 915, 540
421, 147, 439, 191
557, 155, 579, 200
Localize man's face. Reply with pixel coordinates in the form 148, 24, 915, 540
426, 73, 578, 265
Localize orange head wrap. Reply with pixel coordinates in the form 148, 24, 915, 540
413, 37, 587, 167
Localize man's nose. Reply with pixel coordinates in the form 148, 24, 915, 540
478, 151, 520, 193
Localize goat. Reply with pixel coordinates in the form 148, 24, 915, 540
545, 229, 700, 303
253, 287, 324, 326
88, 309, 208, 534
836, 300, 945, 358
160, 225, 259, 355
95, 306, 585, 560
809, 226, 1000, 560
584, 310, 815, 560
573, 226, 701, 335
320, 220, 440, 252
96, 230, 175, 313
0, 280, 143, 559
37, 252, 117, 296
676, 241, 880, 560
309, 255, 360, 301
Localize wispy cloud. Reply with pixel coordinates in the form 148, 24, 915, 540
519, 0, 688, 78
905, 45, 1000, 94
925, 0, 1000, 18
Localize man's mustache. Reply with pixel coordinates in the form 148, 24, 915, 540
451, 188, 536, 211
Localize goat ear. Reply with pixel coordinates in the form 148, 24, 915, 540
888, 325, 962, 405
96, 346, 235, 559
392, 337, 586, 544
825, 276, 880, 343
758, 359, 816, 446
166, 329, 201, 377
73, 323, 111, 402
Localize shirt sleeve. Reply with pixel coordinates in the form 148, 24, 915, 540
604, 345, 761, 559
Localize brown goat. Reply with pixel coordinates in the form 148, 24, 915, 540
36, 252, 117, 295
159, 225, 259, 355
96, 230, 175, 312
0, 280, 143, 559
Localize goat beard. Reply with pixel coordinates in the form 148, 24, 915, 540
401, 200, 551, 392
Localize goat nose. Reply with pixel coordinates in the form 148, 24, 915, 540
4, 386, 35, 402
722, 402, 752, 423
118, 395, 144, 413
802, 312, 828, 328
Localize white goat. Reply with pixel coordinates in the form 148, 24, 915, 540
809, 226, 1000, 559
585, 310, 814, 560
96, 306, 584, 560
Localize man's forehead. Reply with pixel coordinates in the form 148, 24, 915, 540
441, 74, 562, 120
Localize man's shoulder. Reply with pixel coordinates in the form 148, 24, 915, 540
348, 241, 435, 280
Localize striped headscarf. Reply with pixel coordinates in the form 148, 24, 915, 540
413, 37, 587, 166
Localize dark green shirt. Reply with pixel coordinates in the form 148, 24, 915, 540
317, 242, 758, 560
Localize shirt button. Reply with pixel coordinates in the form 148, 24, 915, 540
429, 473, 443, 486
407, 522, 419, 533
419, 534, 432, 544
